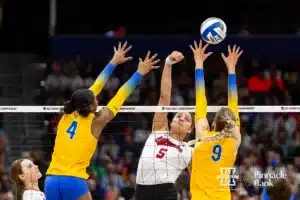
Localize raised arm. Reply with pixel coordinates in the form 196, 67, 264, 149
190, 40, 212, 140
152, 51, 184, 132
89, 41, 132, 96
91, 52, 160, 138
221, 45, 243, 150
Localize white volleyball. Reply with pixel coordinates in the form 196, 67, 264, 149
200, 17, 227, 44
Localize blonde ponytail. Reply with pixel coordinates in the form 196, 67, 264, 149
203, 119, 235, 142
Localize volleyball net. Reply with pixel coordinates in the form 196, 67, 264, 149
1, 105, 300, 113
3, 105, 299, 197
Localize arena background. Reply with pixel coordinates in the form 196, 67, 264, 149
0, 1, 300, 200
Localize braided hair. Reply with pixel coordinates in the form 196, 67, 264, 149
203, 107, 236, 141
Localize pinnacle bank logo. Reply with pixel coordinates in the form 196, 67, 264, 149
242, 171, 287, 188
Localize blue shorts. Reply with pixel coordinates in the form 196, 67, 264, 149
44, 175, 89, 200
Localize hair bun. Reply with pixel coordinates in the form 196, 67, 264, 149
63, 100, 74, 114
226, 119, 236, 128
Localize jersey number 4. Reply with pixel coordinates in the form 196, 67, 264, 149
156, 148, 168, 159
66, 121, 78, 139
212, 144, 222, 162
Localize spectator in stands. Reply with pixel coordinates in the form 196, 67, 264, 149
44, 61, 62, 92
87, 177, 105, 199
268, 63, 284, 88
273, 114, 297, 139
82, 63, 95, 89
133, 119, 149, 150
292, 131, 300, 148
100, 136, 120, 161
101, 163, 124, 196
3, 191, 13, 200
239, 151, 262, 193
0, 128, 5, 175
286, 163, 300, 194
253, 113, 274, 135
248, 63, 284, 105
177, 70, 193, 101
285, 71, 300, 104
171, 88, 185, 105
265, 148, 285, 175
121, 173, 136, 200
0, 173, 10, 198
263, 179, 293, 200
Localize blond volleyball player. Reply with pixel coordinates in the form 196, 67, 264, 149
189, 40, 243, 200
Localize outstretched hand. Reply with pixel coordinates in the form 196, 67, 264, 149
190, 40, 213, 68
221, 45, 243, 74
137, 51, 161, 75
110, 41, 133, 65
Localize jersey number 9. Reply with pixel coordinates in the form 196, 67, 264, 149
212, 144, 222, 162
66, 121, 78, 139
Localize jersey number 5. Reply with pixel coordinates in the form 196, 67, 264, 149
66, 121, 78, 139
156, 148, 168, 159
212, 144, 222, 162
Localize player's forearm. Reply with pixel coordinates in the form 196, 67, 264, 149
228, 73, 240, 126
159, 63, 172, 105
195, 68, 207, 120
107, 71, 143, 116
152, 63, 171, 132
89, 63, 116, 95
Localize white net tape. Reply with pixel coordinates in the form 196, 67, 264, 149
0, 105, 299, 113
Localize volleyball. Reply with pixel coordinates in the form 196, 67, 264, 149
200, 17, 227, 45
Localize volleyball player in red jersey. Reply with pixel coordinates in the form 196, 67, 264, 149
135, 51, 195, 200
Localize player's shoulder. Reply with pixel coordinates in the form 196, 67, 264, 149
205, 130, 217, 136
59, 113, 74, 122
181, 141, 194, 152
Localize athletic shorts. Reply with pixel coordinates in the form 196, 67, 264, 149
134, 183, 177, 200
44, 175, 89, 200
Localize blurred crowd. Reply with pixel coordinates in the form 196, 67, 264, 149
1, 53, 300, 200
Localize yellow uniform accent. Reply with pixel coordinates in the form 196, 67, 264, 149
190, 131, 236, 200
228, 74, 240, 126
89, 63, 116, 96
107, 72, 142, 116
46, 112, 97, 179
195, 69, 207, 120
